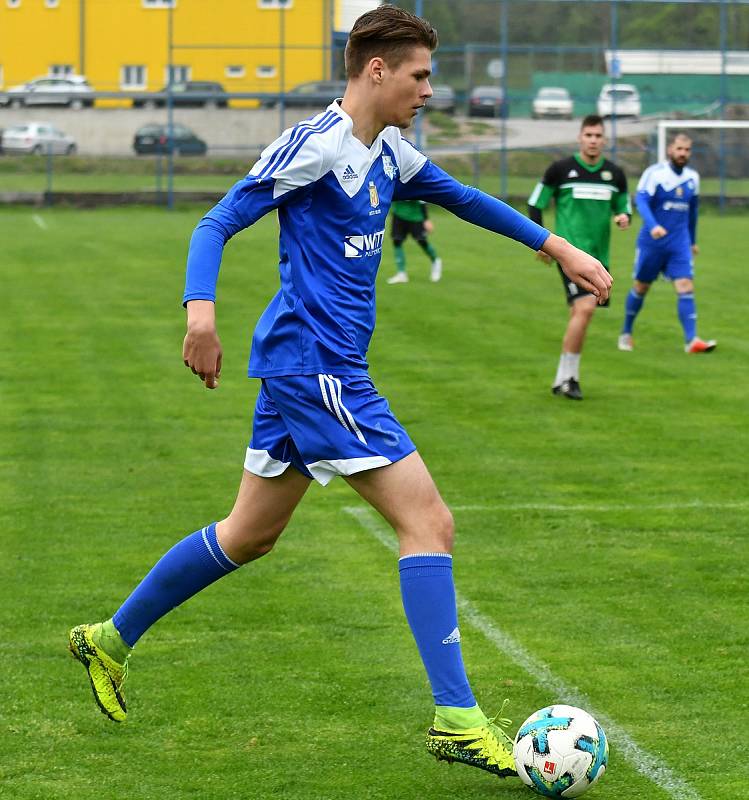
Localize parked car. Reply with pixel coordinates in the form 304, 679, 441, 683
427, 84, 456, 115
597, 83, 641, 119
0, 75, 93, 109
261, 80, 348, 108
133, 123, 207, 155
132, 81, 228, 109
532, 86, 574, 119
1, 122, 77, 155
468, 86, 508, 118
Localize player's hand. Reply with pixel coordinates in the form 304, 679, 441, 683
423, 220, 434, 234
541, 234, 612, 304
691, 244, 699, 257
536, 250, 553, 265
614, 213, 630, 230
183, 300, 223, 390
650, 225, 667, 239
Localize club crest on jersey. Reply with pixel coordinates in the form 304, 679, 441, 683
369, 181, 379, 208
676, 186, 684, 197
568, 169, 578, 178
382, 155, 397, 180
602, 170, 613, 181
344, 230, 385, 258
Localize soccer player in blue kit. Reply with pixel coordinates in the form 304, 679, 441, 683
618, 132, 716, 353
69, 4, 611, 781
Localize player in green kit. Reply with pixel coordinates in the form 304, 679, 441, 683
528, 114, 631, 400
386, 199, 442, 283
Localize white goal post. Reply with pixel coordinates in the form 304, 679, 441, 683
657, 119, 749, 162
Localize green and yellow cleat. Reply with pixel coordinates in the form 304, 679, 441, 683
426, 709, 518, 778
68, 623, 128, 722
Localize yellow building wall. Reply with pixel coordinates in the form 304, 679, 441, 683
0, 0, 333, 102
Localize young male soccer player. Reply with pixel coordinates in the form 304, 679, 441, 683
386, 199, 443, 283
618, 132, 716, 353
68, 4, 611, 782
528, 114, 630, 400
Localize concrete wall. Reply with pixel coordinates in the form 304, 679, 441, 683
0, 107, 315, 157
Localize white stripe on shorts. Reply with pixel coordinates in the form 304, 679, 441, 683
328, 375, 367, 445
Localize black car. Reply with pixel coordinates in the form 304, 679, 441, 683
133, 124, 207, 155
468, 86, 509, 118
132, 81, 228, 109
261, 80, 348, 109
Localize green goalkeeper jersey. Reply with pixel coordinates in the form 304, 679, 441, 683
391, 199, 428, 223
527, 154, 630, 267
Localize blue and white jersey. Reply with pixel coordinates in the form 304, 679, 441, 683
183, 101, 549, 378
635, 161, 699, 248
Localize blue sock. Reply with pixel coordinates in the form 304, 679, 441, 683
113, 523, 239, 647
623, 288, 645, 334
399, 553, 476, 708
677, 292, 697, 342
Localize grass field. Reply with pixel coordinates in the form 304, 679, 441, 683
2, 204, 747, 800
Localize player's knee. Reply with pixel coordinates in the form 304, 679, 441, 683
430, 502, 455, 551
633, 281, 650, 295
218, 518, 288, 564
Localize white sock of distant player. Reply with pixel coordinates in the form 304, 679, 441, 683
554, 352, 580, 385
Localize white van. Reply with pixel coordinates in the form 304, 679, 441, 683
597, 84, 641, 118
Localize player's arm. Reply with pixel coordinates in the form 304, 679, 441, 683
689, 178, 699, 253
421, 202, 434, 233
396, 159, 611, 302
183, 129, 327, 389
613, 169, 632, 229
635, 168, 665, 238
527, 165, 557, 261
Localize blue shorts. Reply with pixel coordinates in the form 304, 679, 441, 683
244, 374, 417, 486
633, 243, 693, 283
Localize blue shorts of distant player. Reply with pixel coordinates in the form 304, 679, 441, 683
244, 374, 417, 486
633, 240, 693, 283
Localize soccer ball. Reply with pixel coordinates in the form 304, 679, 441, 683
513, 704, 608, 798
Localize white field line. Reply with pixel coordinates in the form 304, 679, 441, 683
452, 501, 748, 513
343, 504, 704, 800
31, 214, 48, 230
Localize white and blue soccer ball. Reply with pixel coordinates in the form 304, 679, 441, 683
513, 704, 608, 798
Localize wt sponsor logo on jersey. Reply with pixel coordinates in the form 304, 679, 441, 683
344, 230, 385, 258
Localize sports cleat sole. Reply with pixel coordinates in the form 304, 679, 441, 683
68, 624, 127, 722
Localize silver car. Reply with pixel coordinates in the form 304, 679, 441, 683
1, 122, 77, 155
1, 75, 94, 110
532, 87, 574, 119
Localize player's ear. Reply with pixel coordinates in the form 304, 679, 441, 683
368, 57, 385, 84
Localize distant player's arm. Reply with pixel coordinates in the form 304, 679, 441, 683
689, 188, 699, 255
527, 164, 557, 262
613, 168, 631, 229
635, 168, 665, 238
183, 131, 327, 388
396, 160, 611, 302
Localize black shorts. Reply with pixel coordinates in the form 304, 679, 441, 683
556, 263, 610, 308
391, 216, 427, 245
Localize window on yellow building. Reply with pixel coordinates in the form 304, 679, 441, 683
166, 65, 191, 85
256, 66, 277, 79
225, 66, 246, 79
6, 0, 21, 8
258, 0, 293, 9
142, 0, 176, 8
45, 0, 60, 8
122, 65, 147, 90
50, 64, 75, 77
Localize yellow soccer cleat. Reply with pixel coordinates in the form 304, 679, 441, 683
426, 707, 517, 778
68, 623, 128, 722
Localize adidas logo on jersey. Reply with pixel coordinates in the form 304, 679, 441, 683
344, 230, 384, 258
342, 164, 358, 181
442, 627, 461, 645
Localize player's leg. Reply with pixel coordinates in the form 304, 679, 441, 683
345, 454, 516, 778
70, 382, 312, 721
619, 246, 659, 350
671, 274, 717, 353
413, 223, 442, 282
387, 217, 409, 284
552, 266, 603, 400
